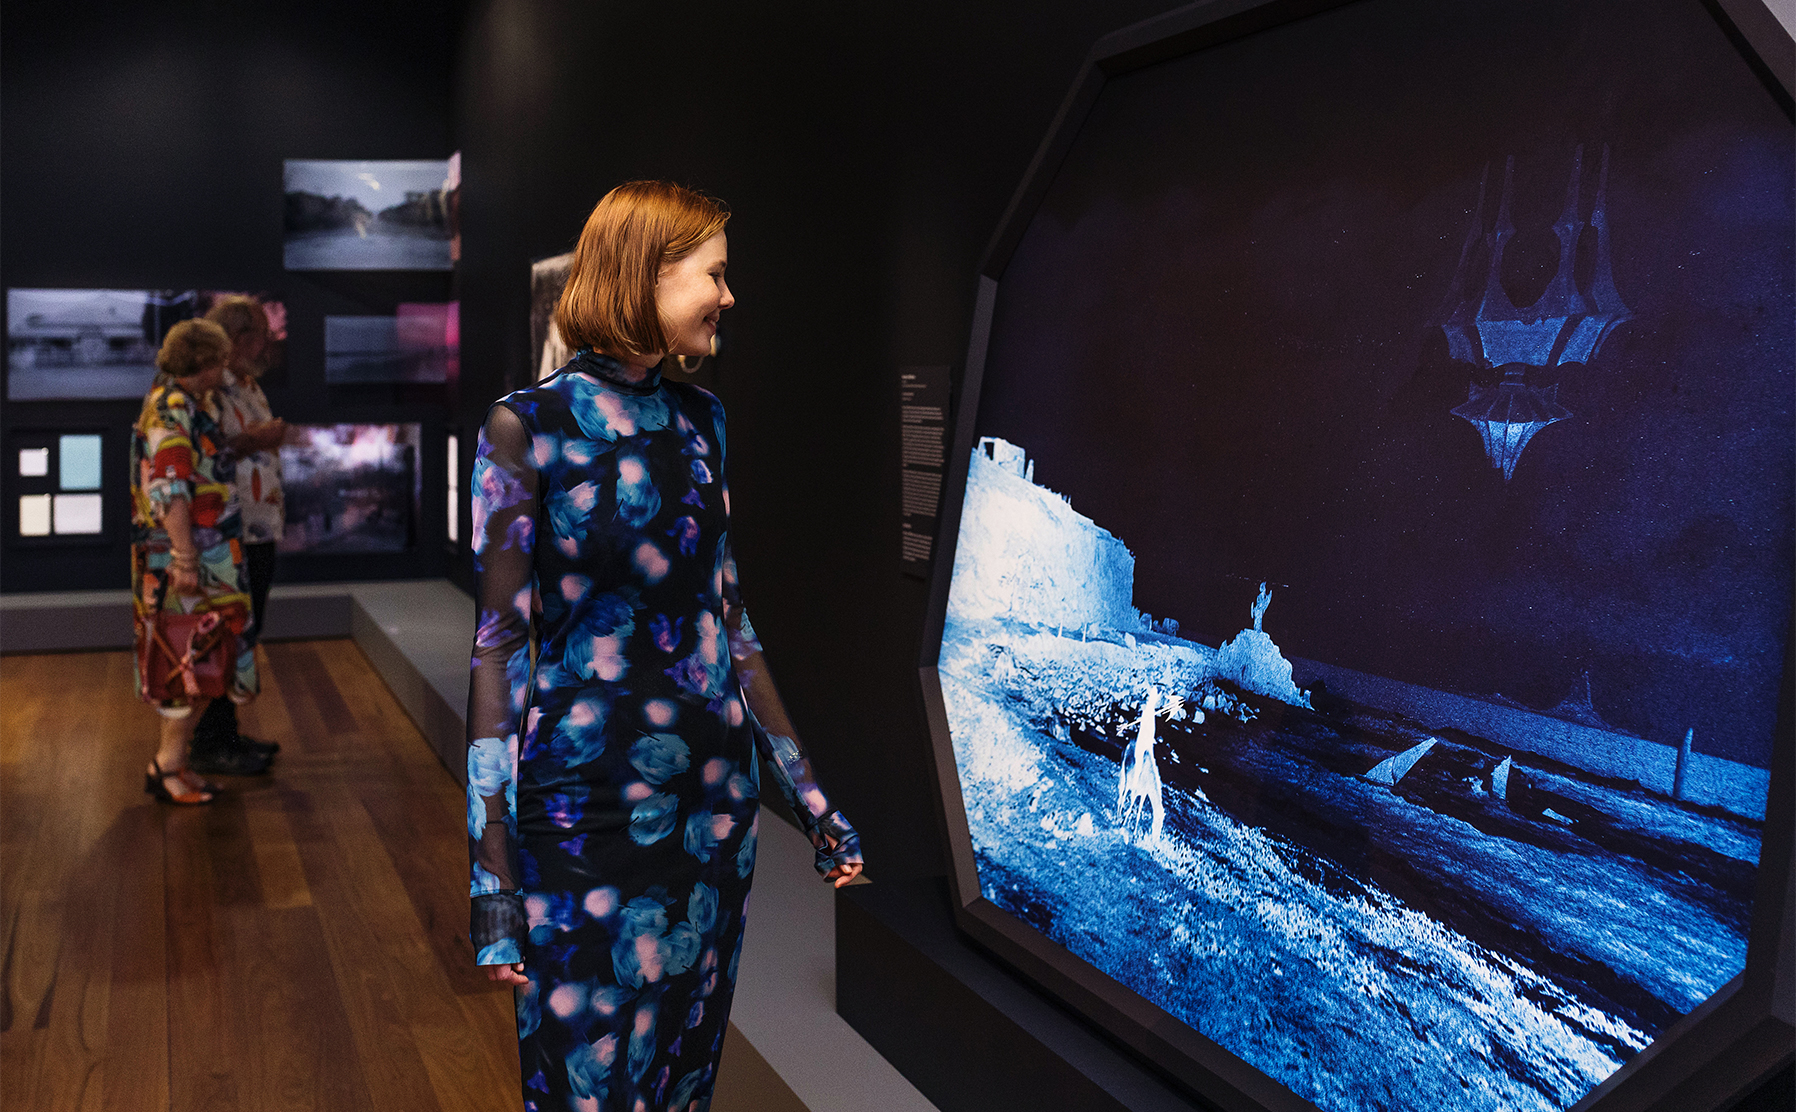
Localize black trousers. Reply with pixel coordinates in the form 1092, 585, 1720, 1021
194, 541, 277, 744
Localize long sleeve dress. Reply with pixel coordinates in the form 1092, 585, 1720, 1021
466, 350, 862, 1112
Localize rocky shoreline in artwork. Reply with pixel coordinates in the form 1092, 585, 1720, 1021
938, 437, 1765, 1112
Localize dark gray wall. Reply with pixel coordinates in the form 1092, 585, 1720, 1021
0, 0, 458, 591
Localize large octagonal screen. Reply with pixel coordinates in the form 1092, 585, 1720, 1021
930, 0, 1792, 1109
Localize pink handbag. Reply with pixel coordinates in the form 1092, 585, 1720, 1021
139, 607, 235, 701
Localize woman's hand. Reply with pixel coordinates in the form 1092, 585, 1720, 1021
168, 552, 201, 594
820, 829, 863, 888
484, 961, 528, 986
249, 418, 288, 451
232, 419, 287, 454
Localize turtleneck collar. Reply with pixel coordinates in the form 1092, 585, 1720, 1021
570, 349, 662, 395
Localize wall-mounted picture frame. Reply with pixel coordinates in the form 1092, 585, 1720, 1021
6, 288, 287, 401
529, 250, 574, 383
920, 2, 1794, 1111
445, 426, 461, 552
323, 302, 459, 384
283, 159, 455, 271
5, 429, 112, 546
278, 423, 422, 555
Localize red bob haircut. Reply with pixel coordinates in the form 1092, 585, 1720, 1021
554, 181, 730, 360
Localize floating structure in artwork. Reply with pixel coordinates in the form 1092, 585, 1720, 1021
1438, 145, 1633, 480
1450, 373, 1571, 481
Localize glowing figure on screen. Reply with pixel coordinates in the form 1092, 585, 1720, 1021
1117, 688, 1167, 845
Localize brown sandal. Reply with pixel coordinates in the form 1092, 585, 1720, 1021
144, 759, 214, 805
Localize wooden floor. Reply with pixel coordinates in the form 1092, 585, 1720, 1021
0, 640, 519, 1112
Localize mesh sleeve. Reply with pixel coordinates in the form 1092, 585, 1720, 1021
465, 403, 537, 960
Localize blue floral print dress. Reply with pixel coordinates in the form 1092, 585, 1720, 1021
466, 350, 862, 1112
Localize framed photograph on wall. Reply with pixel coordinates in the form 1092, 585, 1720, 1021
445, 426, 461, 552
920, 2, 1794, 1111
323, 302, 459, 384
283, 159, 455, 271
6, 288, 286, 401
278, 423, 422, 554
530, 250, 574, 384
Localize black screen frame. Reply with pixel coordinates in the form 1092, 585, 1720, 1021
915, 1, 1796, 1109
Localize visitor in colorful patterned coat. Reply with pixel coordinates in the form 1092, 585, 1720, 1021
131, 318, 259, 805
188, 295, 285, 775
465, 181, 864, 1112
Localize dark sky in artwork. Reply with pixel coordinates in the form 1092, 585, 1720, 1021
972, 0, 1793, 766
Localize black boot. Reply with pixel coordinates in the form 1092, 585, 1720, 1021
190, 698, 273, 775
189, 738, 273, 775
191, 695, 238, 748
236, 733, 282, 757
199, 696, 281, 755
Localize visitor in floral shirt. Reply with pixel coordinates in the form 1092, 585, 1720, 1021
190, 296, 286, 775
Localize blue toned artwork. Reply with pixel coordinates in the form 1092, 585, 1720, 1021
932, 0, 1791, 1109
941, 439, 1773, 1112
1440, 148, 1633, 374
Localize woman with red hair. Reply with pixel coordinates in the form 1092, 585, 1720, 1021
465, 181, 862, 1111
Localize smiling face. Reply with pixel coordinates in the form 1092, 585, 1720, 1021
656, 232, 733, 360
